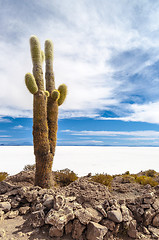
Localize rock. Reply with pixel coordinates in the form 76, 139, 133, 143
142, 226, 150, 235
45, 206, 74, 230
65, 221, 73, 235
152, 213, 159, 227
43, 195, 53, 210
74, 208, 92, 225
107, 209, 122, 223
7, 210, 19, 219
54, 195, 65, 210
19, 206, 30, 215
72, 219, 85, 239
11, 199, 19, 208
96, 205, 107, 217
49, 225, 64, 237
86, 221, 108, 240
0, 229, 6, 238
100, 219, 115, 231
120, 204, 132, 222
143, 192, 155, 204
144, 208, 155, 226
0, 201, 11, 212
86, 207, 103, 223
0, 210, 4, 221
148, 225, 159, 237
152, 199, 159, 211
30, 210, 45, 228
127, 220, 138, 239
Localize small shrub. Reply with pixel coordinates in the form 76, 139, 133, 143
135, 176, 158, 187
122, 174, 135, 183
145, 169, 156, 178
124, 171, 130, 175
0, 172, 8, 182
54, 168, 78, 187
23, 164, 36, 171
91, 173, 113, 187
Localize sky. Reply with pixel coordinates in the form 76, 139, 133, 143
1, 0, 159, 146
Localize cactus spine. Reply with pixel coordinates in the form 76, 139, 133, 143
25, 36, 67, 188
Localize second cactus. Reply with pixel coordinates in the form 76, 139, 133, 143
25, 36, 67, 188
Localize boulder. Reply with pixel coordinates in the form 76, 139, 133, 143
86, 207, 103, 223
72, 219, 86, 239
107, 209, 122, 223
120, 204, 132, 222
45, 206, 74, 230
65, 221, 73, 235
19, 206, 30, 215
152, 214, 159, 227
144, 208, 155, 226
100, 219, 115, 231
49, 225, 64, 237
96, 205, 107, 217
30, 210, 45, 228
0, 202, 11, 212
127, 220, 138, 239
7, 210, 19, 219
74, 208, 92, 225
54, 195, 65, 210
148, 225, 159, 238
86, 221, 108, 240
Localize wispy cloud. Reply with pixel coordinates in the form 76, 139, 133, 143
1, 1, 159, 123
61, 129, 159, 138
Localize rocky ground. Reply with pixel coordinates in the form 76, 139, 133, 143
0, 171, 159, 240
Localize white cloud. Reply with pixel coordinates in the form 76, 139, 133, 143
1, 1, 159, 122
12, 125, 23, 129
61, 129, 159, 138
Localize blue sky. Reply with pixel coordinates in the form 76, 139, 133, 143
1, 0, 159, 146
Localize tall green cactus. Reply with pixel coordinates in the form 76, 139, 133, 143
25, 36, 67, 188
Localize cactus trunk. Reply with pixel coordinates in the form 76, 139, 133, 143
25, 36, 67, 188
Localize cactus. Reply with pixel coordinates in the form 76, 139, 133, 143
25, 35, 67, 188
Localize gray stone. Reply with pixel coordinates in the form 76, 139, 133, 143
107, 209, 122, 223
11, 199, 19, 208
96, 205, 107, 217
144, 208, 155, 226
152, 214, 159, 227
74, 208, 92, 225
86, 207, 103, 223
72, 219, 85, 239
7, 210, 19, 219
152, 199, 159, 211
0, 210, 4, 221
49, 225, 64, 237
19, 206, 30, 215
100, 219, 115, 231
127, 220, 138, 239
86, 221, 108, 240
30, 210, 45, 228
148, 225, 159, 237
45, 206, 74, 230
65, 221, 73, 235
0, 201, 11, 212
120, 204, 132, 222
54, 195, 65, 210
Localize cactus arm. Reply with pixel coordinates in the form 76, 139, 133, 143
45, 40, 55, 92
58, 84, 67, 106
45, 39, 58, 155
25, 73, 38, 94
30, 35, 44, 91
51, 89, 60, 101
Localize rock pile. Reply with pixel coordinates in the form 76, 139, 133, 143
0, 178, 159, 239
